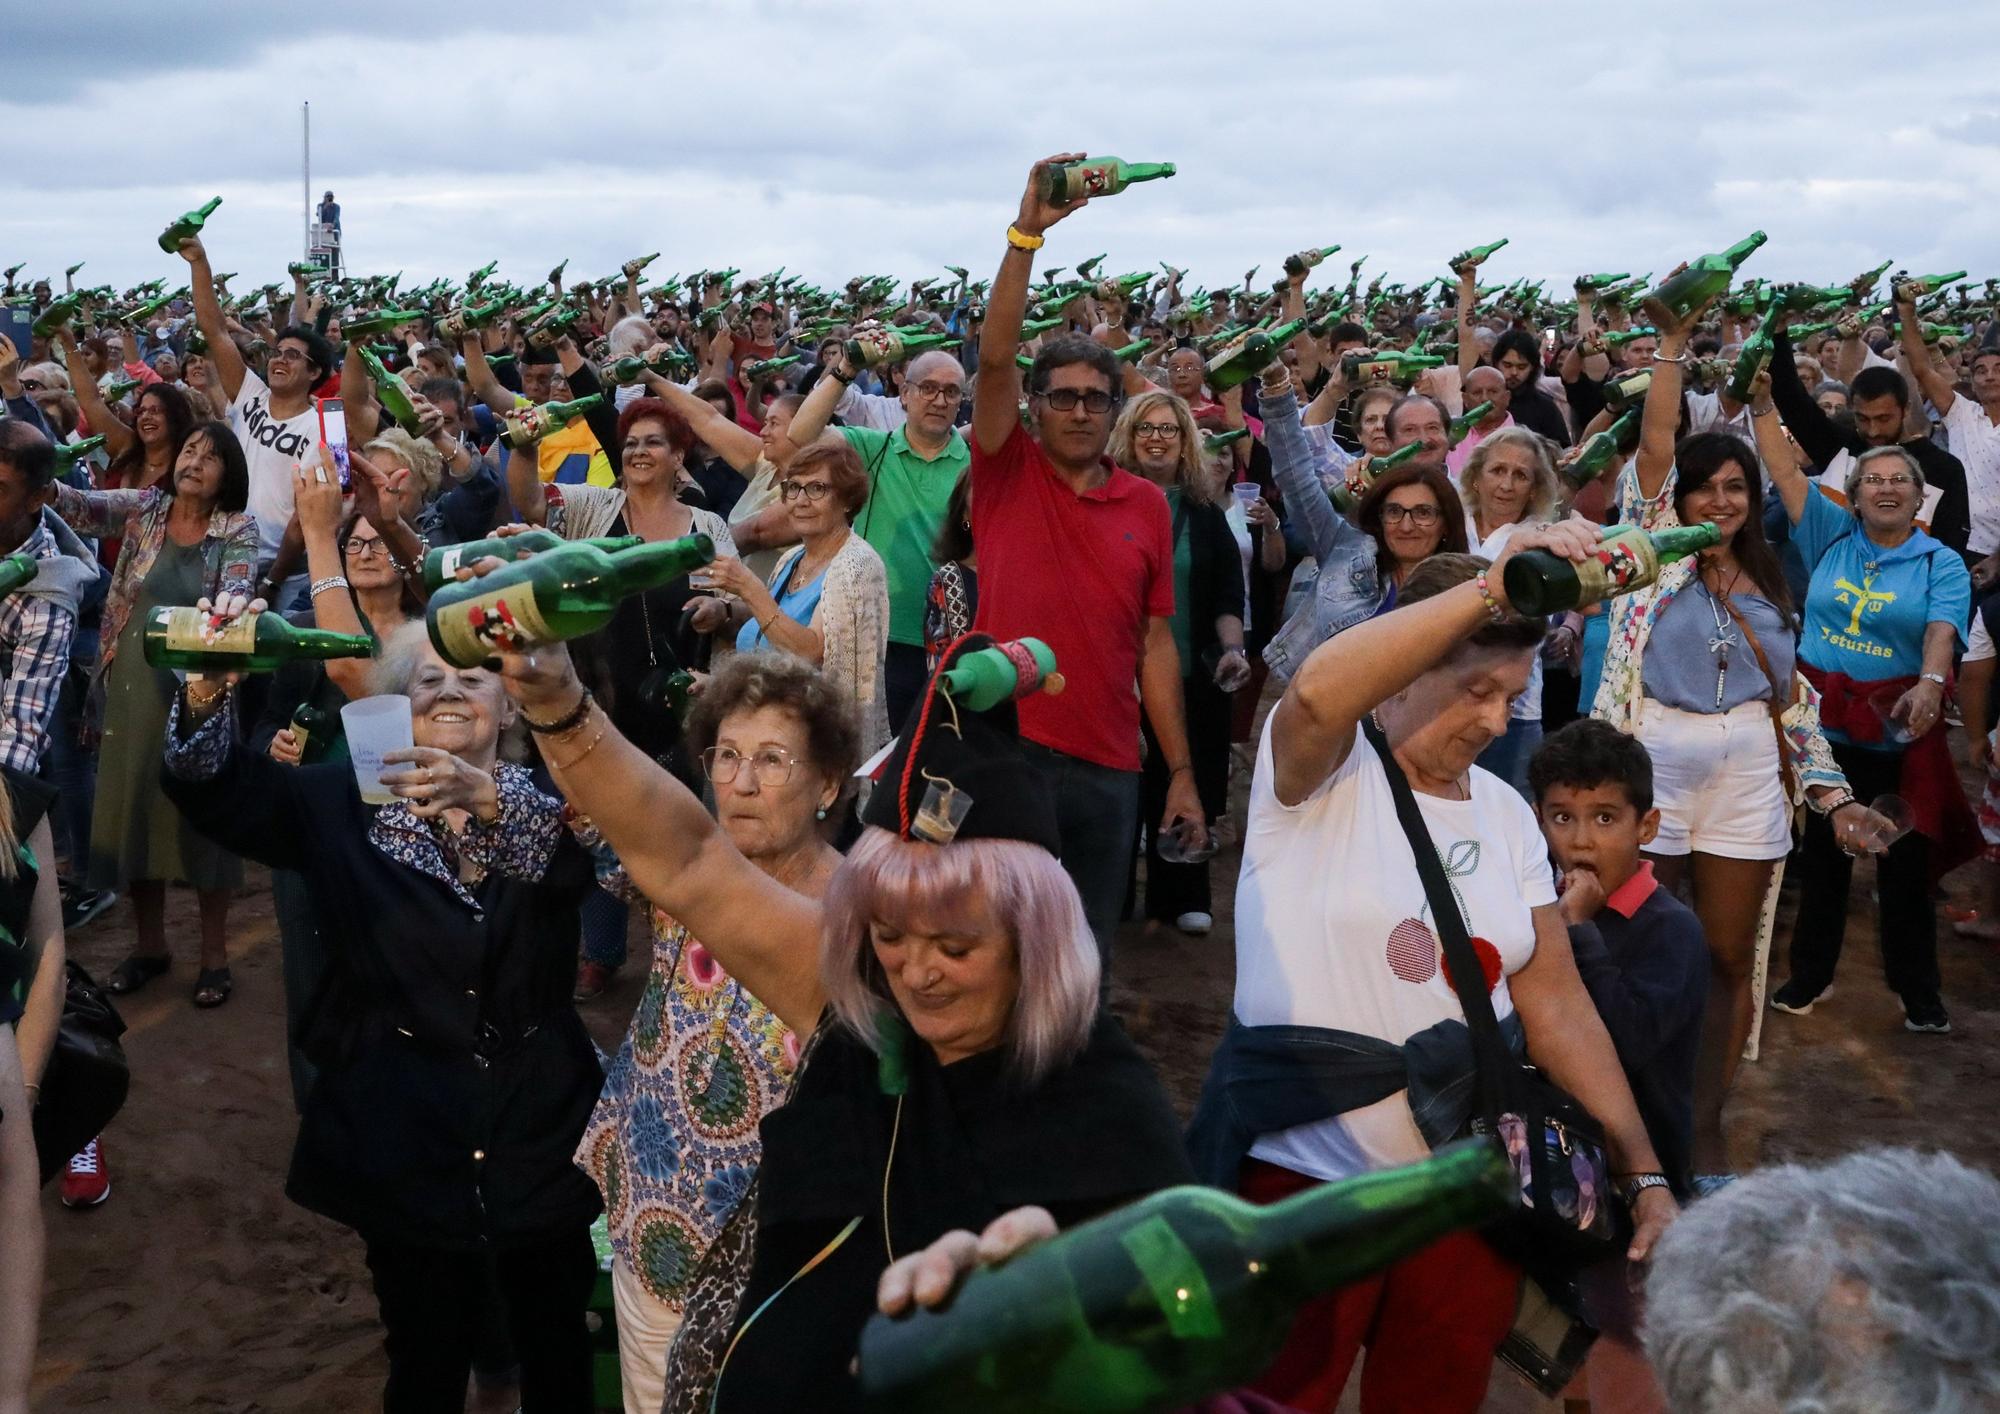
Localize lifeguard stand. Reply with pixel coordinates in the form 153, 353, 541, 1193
308, 220, 342, 280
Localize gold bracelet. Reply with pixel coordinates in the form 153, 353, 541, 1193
547, 720, 607, 771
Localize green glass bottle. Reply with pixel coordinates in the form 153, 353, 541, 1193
1558, 409, 1641, 489
547, 258, 569, 285
1788, 319, 1838, 342
844, 325, 961, 369
421, 530, 645, 592
437, 299, 510, 341
102, 378, 142, 404
143, 607, 374, 673
1645, 232, 1768, 322
1, 263, 23, 285
1600, 367, 1653, 413
1502, 522, 1721, 615
1340, 349, 1445, 382
1112, 338, 1154, 364
54, 436, 107, 470
941, 638, 1062, 710
358, 347, 423, 436
1894, 270, 1968, 302
1207, 317, 1307, 390
1848, 259, 1894, 295
1726, 304, 1785, 402
1203, 427, 1251, 454
857, 1139, 1512, 1414
1329, 440, 1425, 513
340, 308, 425, 342
523, 303, 584, 349
1602, 327, 1659, 349
622, 253, 661, 277
1573, 271, 1630, 293
742, 355, 802, 381
1770, 283, 1854, 313
498, 395, 603, 451
1093, 272, 1154, 301
1447, 238, 1509, 274
157, 196, 222, 254
1019, 316, 1067, 337
290, 704, 334, 765
426, 535, 716, 667
1038, 157, 1177, 205
1446, 401, 1496, 447
1283, 244, 1342, 278
31, 296, 80, 337
466, 260, 500, 289
0, 554, 38, 597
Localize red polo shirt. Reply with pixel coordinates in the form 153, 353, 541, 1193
970, 423, 1174, 772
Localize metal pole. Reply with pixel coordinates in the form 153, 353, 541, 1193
302, 101, 311, 259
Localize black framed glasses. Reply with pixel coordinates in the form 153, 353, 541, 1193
1381, 504, 1442, 527
1039, 388, 1116, 414
779, 479, 833, 503
344, 535, 389, 558
701, 744, 797, 787
1134, 420, 1181, 439
911, 380, 964, 403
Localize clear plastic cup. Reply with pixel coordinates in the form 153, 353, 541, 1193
1864, 793, 1915, 851
1156, 817, 1218, 864
1231, 482, 1261, 511
341, 694, 414, 806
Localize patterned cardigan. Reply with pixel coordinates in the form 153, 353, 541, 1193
1590, 466, 1844, 803
53, 483, 257, 716
765, 534, 891, 755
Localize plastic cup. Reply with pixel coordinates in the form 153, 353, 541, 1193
342, 694, 414, 806
1865, 793, 1914, 851
1231, 482, 1261, 511
1156, 817, 1218, 865
1865, 683, 1920, 745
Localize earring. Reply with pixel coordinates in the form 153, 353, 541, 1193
815, 806, 829, 820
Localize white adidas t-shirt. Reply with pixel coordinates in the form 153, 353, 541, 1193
229, 369, 316, 561
1235, 712, 1556, 1184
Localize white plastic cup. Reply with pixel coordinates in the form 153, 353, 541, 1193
1231, 482, 1261, 510
342, 694, 414, 806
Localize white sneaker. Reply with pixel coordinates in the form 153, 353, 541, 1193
1175, 911, 1213, 936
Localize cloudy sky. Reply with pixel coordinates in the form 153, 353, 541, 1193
6, 1, 1998, 301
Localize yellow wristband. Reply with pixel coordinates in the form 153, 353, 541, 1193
1005, 225, 1045, 252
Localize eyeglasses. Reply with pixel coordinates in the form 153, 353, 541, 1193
1381, 504, 1443, 527
344, 536, 389, 558
779, 479, 833, 503
1857, 473, 1916, 489
1039, 388, 1116, 414
267, 346, 309, 365
701, 744, 797, 787
1134, 421, 1181, 439
911, 381, 964, 404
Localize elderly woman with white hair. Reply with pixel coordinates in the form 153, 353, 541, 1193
484, 625, 1192, 1414
161, 614, 612, 1411
1644, 1147, 2000, 1413
1457, 426, 1563, 792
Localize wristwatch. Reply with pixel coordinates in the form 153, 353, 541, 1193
1620, 1172, 1671, 1205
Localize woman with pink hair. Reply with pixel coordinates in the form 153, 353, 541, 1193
491, 628, 1191, 1414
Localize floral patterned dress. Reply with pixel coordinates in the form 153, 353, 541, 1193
575, 911, 799, 1310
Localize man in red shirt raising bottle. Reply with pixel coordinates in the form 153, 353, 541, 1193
968, 153, 1205, 965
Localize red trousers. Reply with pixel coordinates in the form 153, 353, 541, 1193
1240, 1158, 1522, 1414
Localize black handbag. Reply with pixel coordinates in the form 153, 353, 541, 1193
31, 961, 131, 1185
1363, 718, 1622, 1268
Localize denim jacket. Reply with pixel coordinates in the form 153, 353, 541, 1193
1259, 388, 1387, 681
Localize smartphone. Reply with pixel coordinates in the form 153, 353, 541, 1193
315, 396, 351, 489
0, 307, 33, 362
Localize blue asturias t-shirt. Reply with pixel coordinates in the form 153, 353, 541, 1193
1794, 485, 1970, 744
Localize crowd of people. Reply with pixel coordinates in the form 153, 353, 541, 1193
1, 151, 1998, 1413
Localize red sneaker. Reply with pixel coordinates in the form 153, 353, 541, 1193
573, 961, 613, 1003
61, 1134, 111, 1208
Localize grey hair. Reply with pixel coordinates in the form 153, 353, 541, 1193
1458, 425, 1561, 526
1844, 445, 1925, 506
369, 622, 526, 762
607, 315, 655, 359
1644, 1147, 2000, 1414
364, 428, 443, 504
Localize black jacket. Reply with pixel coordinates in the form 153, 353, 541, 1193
163, 731, 604, 1248
1177, 492, 1249, 673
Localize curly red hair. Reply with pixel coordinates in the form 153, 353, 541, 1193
615, 397, 695, 455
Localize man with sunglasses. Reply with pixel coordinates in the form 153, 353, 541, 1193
763, 346, 973, 722
966, 152, 1204, 963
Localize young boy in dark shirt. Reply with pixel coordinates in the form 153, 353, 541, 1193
1530, 719, 1711, 1412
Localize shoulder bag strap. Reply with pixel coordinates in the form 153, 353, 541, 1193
1716, 595, 1798, 801
1360, 716, 1511, 1128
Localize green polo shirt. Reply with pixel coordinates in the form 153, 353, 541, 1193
840, 422, 971, 647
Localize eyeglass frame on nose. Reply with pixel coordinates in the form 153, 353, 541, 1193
1381, 503, 1443, 526
1134, 421, 1181, 439
779, 478, 833, 503
1037, 387, 1118, 414
909, 380, 964, 404
267, 345, 312, 366
1857, 473, 1916, 489
343, 535, 390, 557
701, 744, 798, 787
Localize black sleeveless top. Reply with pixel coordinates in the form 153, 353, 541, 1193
0, 766, 56, 1028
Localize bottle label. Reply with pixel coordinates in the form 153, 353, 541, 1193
1572, 528, 1662, 604
431, 584, 555, 665
160, 608, 257, 656
1119, 1215, 1224, 1340
436, 547, 464, 580
1064, 162, 1116, 199
851, 327, 902, 367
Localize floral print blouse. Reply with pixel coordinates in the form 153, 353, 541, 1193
574, 910, 798, 1309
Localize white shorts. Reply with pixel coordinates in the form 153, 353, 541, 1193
1634, 699, 1793, 860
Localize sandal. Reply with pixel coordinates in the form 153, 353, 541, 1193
192, 966, 233, 1009
105, 954, 171, 995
